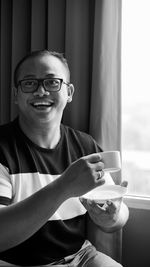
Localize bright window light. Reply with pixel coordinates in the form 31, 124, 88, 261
122, 0, 150, 197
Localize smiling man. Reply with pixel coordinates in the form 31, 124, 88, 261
0, 50, 128, 267
13, 52, 74, 149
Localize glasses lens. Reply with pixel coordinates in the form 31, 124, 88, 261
21, 80, 38, 92
44, 78, 61, 91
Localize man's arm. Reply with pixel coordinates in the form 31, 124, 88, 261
0, 153, 105, 252
0, 177, 67, 252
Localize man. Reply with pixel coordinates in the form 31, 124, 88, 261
0, 50, 129, 266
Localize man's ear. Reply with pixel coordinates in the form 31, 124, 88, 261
67, 84, 75, 103
13, 87, 18, 104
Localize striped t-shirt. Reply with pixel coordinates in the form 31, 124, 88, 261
0, 118, 102, 266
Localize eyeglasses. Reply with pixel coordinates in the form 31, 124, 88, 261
18, 78, 70, 93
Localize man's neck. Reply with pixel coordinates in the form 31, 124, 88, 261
19, 116, 61, 149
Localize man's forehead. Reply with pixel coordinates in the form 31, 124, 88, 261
21, 54, 65, 70
18, 54, 68, 78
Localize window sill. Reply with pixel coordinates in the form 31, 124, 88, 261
124, 195, 150, 210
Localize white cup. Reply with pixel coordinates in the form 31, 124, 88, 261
100, 151, 121, 172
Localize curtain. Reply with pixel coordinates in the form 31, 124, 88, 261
0, 0, 122, 262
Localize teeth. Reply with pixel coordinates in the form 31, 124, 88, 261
32, 102, 53, 107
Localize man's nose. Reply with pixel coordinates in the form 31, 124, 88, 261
33, 83, 49, 96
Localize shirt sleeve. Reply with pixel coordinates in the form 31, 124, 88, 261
0, 163, 12, 206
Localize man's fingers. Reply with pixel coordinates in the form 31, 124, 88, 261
85, 153, 102, 164
79, 197, 90, 210
96, 176, 105, 186
80, 198, 104, 214
96, 170, 105, 180
82, 154, 105, 180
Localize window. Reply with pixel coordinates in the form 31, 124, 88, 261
122, 0, 150, 199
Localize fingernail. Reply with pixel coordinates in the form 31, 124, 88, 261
122, 181, 128, 187
107, 200, 111, 205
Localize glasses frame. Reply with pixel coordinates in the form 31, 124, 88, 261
17, 78, 70, 93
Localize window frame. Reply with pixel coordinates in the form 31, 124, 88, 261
121, 0, 150, 209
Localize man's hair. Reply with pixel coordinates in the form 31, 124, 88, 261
14, 50, 70, 87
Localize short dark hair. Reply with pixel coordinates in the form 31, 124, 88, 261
14, 50, 70, 87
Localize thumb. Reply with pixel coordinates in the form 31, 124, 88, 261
121, 180, 128, 187
79, 197, 88, 206
79, 197, 91, 210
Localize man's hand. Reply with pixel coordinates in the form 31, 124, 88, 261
60, 153, 106, 198
79, 181, 129, 232
80, 196, 122, 228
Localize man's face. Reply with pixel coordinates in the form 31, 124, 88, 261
15, 54, 74, 125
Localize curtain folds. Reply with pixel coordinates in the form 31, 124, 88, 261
0, 0, 122, 261
90, 0, 122, 152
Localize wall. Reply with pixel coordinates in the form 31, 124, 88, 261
122, 208, 150, 267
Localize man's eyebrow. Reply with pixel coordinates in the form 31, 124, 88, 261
22, 74, 56, 79
22, 74, 36, 79
45, 74, 57, 78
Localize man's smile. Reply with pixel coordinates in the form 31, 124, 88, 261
29, 99, 55, 110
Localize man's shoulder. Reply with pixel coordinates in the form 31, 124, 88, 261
0, 120, 13, 133
0, 119, 17, 141
61, 124, 102, 153
62, 124, 92, 141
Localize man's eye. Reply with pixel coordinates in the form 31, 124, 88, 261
23, 80, 36, 87
46, 79, 60, 87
